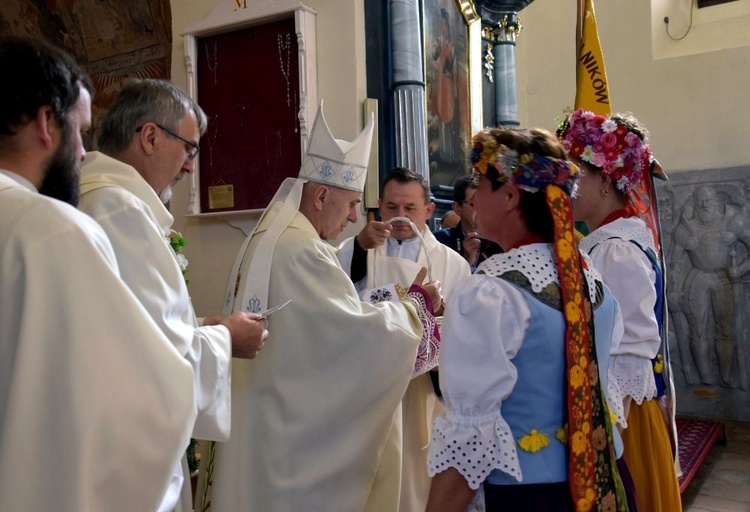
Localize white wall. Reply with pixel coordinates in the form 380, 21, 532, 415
168, 0, 367, 315
515, 0, 750, 173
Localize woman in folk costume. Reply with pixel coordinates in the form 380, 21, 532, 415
561, 109, 681, 512
427, 127, 629, 511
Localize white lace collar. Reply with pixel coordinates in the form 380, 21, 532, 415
580, 217, 657, 256
477, 243, 602, 302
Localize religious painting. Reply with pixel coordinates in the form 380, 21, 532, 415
0, 0, 173, 148
423, 0, 480, 187
195, 18, 301, 213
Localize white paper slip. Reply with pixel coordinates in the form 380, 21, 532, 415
258, 299, 292, 319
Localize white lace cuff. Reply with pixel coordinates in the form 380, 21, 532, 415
606, 369, 628, 429
611, 354, 657, 405
404, 291, 440, 377
428, 411, 521, 490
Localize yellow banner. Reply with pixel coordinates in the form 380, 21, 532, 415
575, 0, 611, 115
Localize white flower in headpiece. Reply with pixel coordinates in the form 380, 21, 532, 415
614, 156, 624, 168
616, 176, 630, 191
497, 147, 520, 178
581, 145, 595, 162
602, 119, 618, 133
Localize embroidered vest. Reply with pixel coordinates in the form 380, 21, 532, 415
485, 272, 620, 485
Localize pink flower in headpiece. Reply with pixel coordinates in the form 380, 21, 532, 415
601, 132, 618, 149
569, 121, 589, 141
602, 162, 617, 175
624, 132, 640, 147
590, 152, 607, 168
586, 119, 603, 136
561, 108, 653, 194
576, 109, 595, 122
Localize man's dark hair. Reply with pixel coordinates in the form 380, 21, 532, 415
0, 37, 93, 138
452, 174, 476, 204
381, 167, 431, 204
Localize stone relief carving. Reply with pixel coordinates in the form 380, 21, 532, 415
663, 179, 750, 392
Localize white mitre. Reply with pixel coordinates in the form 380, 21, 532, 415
222, 101, 375, 314
299, 104, 373, 192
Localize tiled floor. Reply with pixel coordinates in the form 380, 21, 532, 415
682, 420, 750, 512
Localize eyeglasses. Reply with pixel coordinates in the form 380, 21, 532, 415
136, 123, 200, 161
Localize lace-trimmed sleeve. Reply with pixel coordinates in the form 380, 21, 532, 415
611, 354, 657, 405
427, 276, 530, 488
429, 411, 520, 489
403, 286, 440, 377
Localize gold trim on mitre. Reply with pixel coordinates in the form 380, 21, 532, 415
299, 101, 375, 192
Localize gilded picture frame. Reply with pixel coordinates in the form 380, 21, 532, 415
424, 0, 482, 187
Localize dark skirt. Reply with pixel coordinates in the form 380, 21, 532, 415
484, 460, 639, 512
483, 481, 573, 512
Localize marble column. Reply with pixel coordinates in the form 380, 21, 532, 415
473, 0, 533, 127
390, 0, 430, 183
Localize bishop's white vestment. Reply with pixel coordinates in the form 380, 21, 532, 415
203, 203, 433, 512
337, 228, 470, 512
0, 170, 196, 511
78, 152, 232, 511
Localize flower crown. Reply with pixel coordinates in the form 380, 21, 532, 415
470, 129, 579, 195
561, 108, 651, 193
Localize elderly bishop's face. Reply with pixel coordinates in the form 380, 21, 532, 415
318, 186, 362, 241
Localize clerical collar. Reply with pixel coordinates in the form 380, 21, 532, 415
597, 208, 632, 229
506, 234, 546, 252
386, 235, 424, 261
388, 236, 420, 247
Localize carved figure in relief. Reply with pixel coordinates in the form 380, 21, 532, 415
671, 185, 750, 389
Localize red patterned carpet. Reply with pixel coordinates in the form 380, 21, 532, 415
676, 417, 725, 492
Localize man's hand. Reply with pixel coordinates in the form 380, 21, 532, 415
218, 312, 269, 359
411, 267, 443, 313
356, 220, 393, 250
462, 232, 481, 265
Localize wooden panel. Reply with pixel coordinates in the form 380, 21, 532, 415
196, 17, 301, 212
